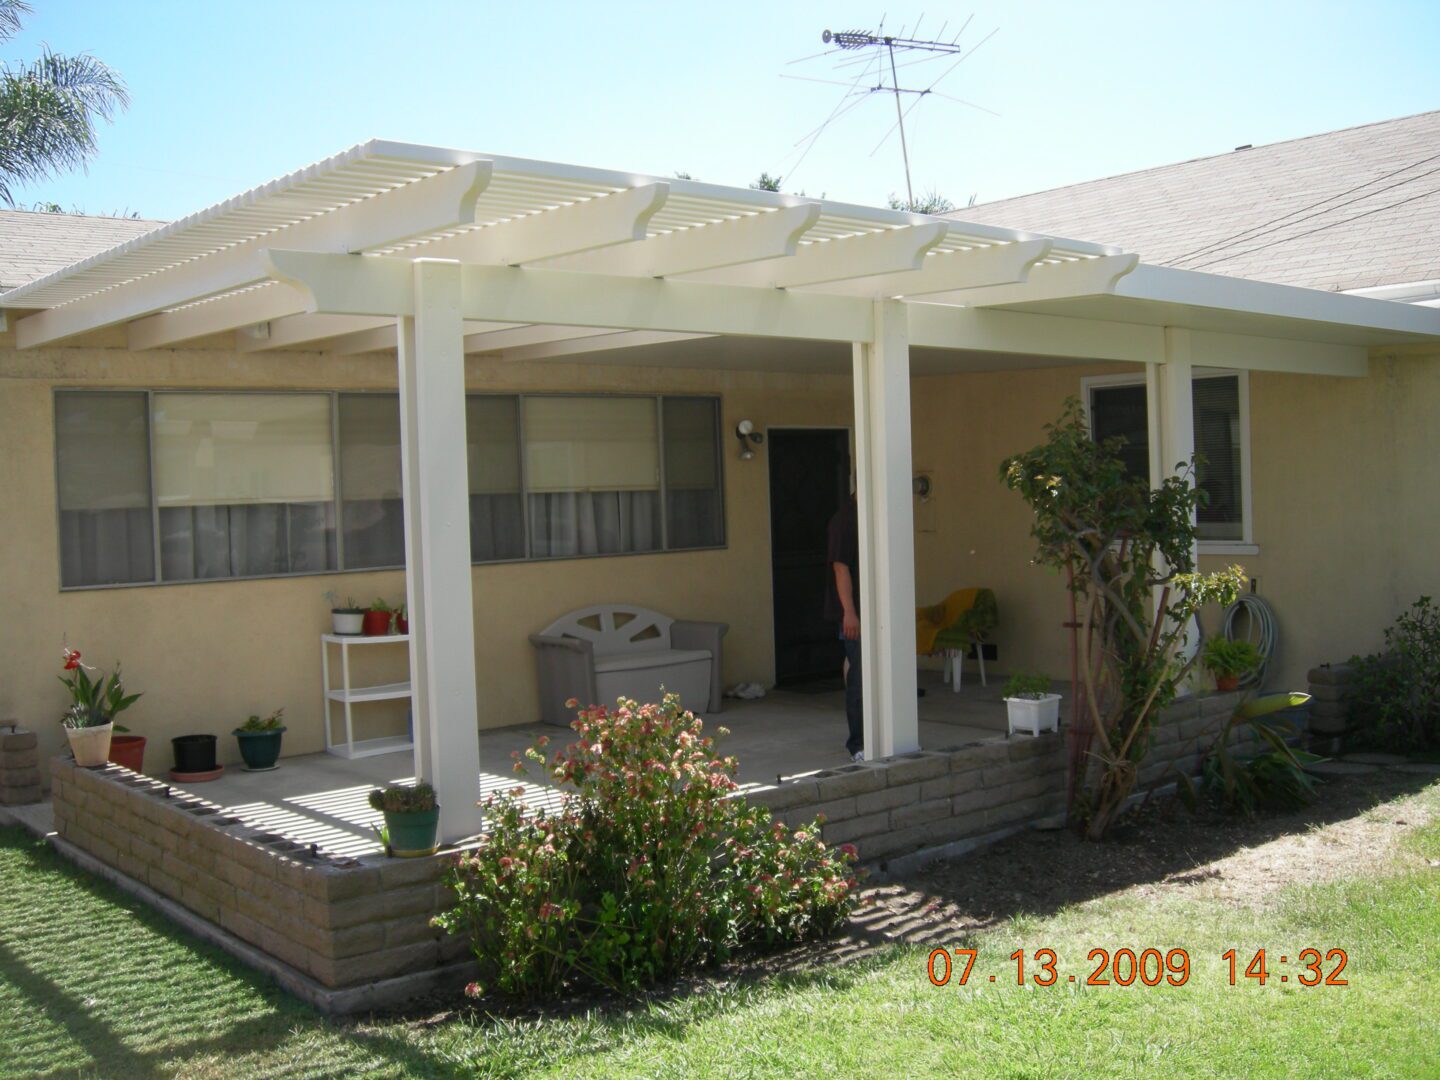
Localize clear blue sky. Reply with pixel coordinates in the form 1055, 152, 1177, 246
12, 0, 1440, 220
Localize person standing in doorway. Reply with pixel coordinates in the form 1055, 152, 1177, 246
826, 493, 863, 761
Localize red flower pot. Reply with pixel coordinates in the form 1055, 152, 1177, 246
108, 734, 147, 773
1215, 674, 1240, 692
396, 615, 408, 635
362, 609, 392, 636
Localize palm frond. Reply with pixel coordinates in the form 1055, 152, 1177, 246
0, 48, 128, 205
0, 0, 30, 45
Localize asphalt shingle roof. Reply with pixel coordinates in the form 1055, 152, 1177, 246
955, 110, 1440, 293
0, 209, 162, 291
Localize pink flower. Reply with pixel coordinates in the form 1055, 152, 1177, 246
464, 981, 484, 998
838, 843, 858, 858
62, 648, 82, 671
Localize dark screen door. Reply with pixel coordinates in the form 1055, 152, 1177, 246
768, 428, 851, 684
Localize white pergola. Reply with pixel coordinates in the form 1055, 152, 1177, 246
7, 140, 1439, 840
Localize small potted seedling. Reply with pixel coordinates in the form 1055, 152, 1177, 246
369, 781, 439, 857
233, 708, 286, 771
1203, 638, 1263, 692
395, 601, 408, 635
324, 591, 366, 636
1002, 671, 1061, 737
363, 598, 394, 637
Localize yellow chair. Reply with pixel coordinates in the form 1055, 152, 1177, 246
916, 588, 998, 692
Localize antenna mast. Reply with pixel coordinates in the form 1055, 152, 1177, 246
820, 26, 968, 208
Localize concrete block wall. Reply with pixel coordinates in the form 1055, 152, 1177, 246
1, 725, 41, 805
49, 756, 469, 989
1307, 663, 1354, 743
746, 691, 1245, 866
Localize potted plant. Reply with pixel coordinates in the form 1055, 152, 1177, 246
1002, 671, 1061, 737
395, 602, 408, 635
233, 708, 286, 771
171, 734, 220, 778
363, 598, 394, 637
1203, 637, 1263, 691
57, 647, 141, 768
368, 781, 439, 857
324, 591, 366, 635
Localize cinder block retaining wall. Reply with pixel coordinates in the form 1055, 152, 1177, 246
48, 691, 1252, 1001
50, 756, 468, 990
747, 691, 1246, 866
1307, 663, 1354, 745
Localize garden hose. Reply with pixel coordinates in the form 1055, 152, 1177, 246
1222, 593, 1278, 690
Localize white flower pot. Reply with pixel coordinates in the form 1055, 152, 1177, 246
331, 610, 365, 635
65, 722, 114, 767
1005, 694, 1061, 737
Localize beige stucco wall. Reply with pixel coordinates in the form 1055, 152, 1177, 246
5, 333, 1438, 780
0, 338, 852, 774
907, 349, 1440, 693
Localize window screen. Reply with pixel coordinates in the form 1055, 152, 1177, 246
55, 392, 155, 587
662, 397, 723, 549
338, 394, 404, 569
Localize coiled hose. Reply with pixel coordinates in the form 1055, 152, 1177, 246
1222, 593, 1278, 689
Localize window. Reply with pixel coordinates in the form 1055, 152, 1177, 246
1082, 371, 1251, 546
54, 390, 725, 588
54, 392, 155, 587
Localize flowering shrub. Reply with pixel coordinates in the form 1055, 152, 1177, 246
57, 646, 140, 729
432, 694, 860, 999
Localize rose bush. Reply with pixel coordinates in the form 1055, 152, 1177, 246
432, 693, 860, 999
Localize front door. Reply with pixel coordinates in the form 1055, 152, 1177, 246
768, 428, 851, 686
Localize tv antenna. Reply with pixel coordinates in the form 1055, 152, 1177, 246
782, 16, 998, 206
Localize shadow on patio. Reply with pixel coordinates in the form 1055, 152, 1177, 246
171, 670, 1048, 857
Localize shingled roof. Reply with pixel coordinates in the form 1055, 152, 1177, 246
957, 110, 1440, 294
0, 209, 162, 291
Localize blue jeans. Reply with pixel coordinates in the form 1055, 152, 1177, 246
842, 635, 863, 756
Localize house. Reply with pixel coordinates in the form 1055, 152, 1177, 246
2, 116, 1438, 852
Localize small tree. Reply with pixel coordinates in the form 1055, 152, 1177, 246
750, 171, 783, 192
1001, 399, 1243, 839
888, 189, 955, 214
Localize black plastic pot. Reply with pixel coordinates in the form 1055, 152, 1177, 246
172, 734, 218, 774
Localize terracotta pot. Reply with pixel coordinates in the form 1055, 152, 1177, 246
396, 614, 408, 635
66, 723, 113, 767
108, 734, 147, 773
362, 609, 392, 636
1215, 674, 1240, 692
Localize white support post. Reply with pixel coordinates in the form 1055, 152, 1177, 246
397, 259, 484, 842
851, 299, 920, 760
1147, 327, 1200, 673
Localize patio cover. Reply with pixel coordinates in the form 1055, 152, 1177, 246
7, 139, 1439, 839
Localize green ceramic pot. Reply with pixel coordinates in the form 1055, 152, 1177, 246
233, 727, 285, 771
383, 807, 440, 857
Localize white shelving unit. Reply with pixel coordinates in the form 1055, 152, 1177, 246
321, 633, 413, 759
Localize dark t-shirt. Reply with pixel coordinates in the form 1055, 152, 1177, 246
825, 497, 860, 623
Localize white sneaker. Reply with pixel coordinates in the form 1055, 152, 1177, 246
851, 751, 865, 763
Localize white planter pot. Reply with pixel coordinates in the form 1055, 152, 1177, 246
1005, 694, 1061, 737
65, 722, 114, 767
331, 610, 365, 635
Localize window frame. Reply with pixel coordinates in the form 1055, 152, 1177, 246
1079, 369, 1256, 556
53, 387, 727, 591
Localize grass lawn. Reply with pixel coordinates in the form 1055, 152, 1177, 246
2, 780, 1437, 1079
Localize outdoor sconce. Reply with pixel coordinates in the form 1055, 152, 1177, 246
734, 419, 765, 461
913, 473, 933, 501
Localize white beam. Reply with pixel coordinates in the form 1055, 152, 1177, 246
853, 299, 920, 760
538, 203, 822, 277
935, 253, 1139, 307
421, 182, 670, 266
235, 313, 393, 353
126, 285, 311, 350
263, 250, 876, 342
398, 259, 484, 842
1190, 329, 1369, 377
806, 238, 1053, 299
497, 330, 710, 363
689, 222, 949, 289
16, 160, 493, 347
909, 302, 1166, 362
463, 324, 617, 353
328, 324, 401, 355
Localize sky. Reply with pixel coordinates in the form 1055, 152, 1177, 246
9, 0, 1440, 221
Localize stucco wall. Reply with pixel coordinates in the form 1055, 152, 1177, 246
5, 334, 1438, 779
0, 338, 851, 773
907, 348, 1440, 692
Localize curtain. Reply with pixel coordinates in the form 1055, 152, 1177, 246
528, 491, 661, 557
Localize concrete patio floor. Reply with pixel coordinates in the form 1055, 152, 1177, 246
165, 670, 1057, 858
